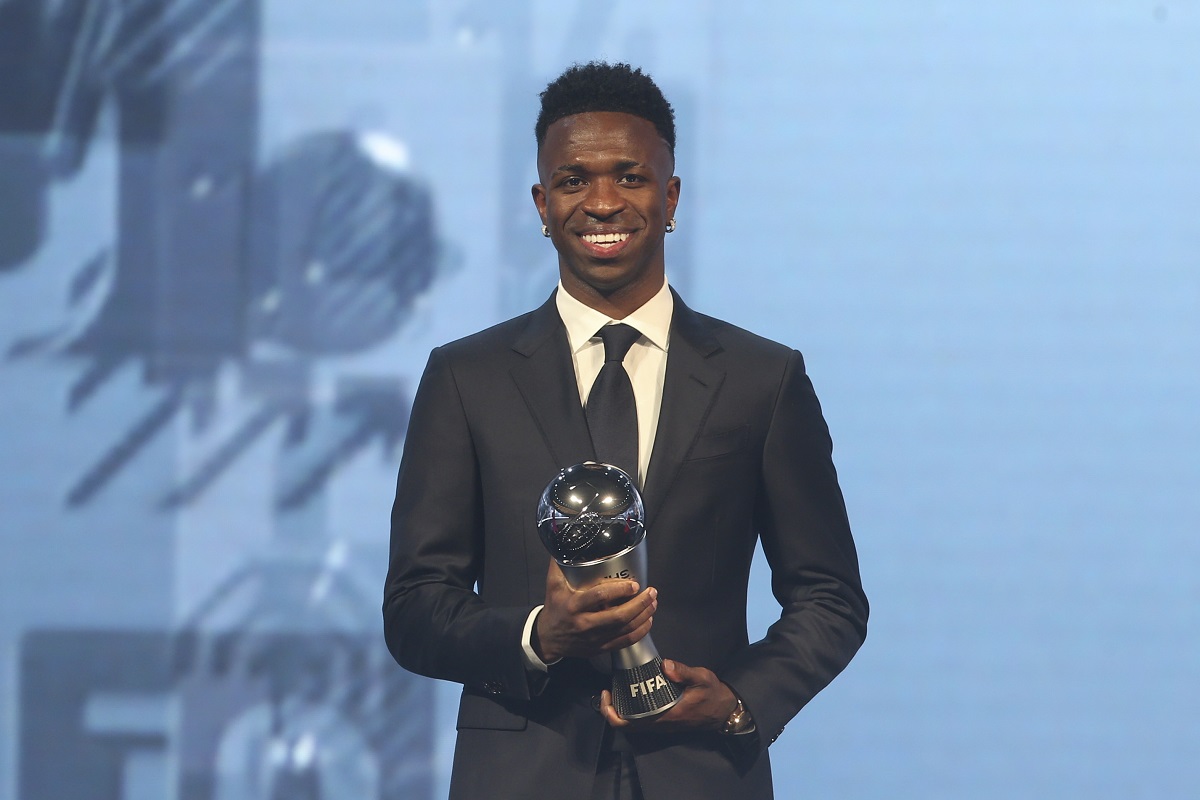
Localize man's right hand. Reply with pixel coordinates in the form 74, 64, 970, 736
533, 560, 657, 663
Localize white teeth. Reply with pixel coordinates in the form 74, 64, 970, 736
582, 232, 629, 245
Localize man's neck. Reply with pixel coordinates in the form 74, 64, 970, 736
558, 273, 665, 320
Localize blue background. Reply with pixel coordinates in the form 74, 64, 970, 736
1, 1, 1197, 798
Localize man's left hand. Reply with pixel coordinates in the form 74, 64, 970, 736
599, 659, 738, 733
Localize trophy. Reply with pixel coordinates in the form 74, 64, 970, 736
536, 462, 683, 719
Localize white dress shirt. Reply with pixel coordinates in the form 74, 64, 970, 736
554, 278, 673, 488
522, 278, 675, 671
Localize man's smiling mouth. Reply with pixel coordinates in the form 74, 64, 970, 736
581, 232, 631, 245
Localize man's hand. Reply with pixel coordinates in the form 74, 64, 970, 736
534, 560, 658, 663
599, 659, 738, 734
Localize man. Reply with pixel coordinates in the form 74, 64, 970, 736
384, 62, 867, 799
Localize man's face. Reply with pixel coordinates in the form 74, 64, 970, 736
532, 112, 680, 310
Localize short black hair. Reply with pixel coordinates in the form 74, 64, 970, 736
535, 62, 675, 155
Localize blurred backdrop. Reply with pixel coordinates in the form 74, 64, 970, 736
1, 1, 1197, 798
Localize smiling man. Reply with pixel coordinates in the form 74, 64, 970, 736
384, 62, 867, 800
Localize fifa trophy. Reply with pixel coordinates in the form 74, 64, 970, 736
536, 462, 683, 719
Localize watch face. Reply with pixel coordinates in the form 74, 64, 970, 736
724, 700, 747, 734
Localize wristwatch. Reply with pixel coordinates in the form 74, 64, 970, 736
722, 697, 753, 735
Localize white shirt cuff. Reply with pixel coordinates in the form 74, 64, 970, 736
521, 605, 561, 671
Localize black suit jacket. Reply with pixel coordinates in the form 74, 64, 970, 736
384, 290, 867, 799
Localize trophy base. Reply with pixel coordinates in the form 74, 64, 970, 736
612, 657, 683, 720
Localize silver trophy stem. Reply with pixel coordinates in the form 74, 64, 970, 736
558, 539, 683, 718
612, 637, 659, 671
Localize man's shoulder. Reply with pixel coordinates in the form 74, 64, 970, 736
679, 304, 796, 363
425, 301, 554, 374
437, 311, 536, 354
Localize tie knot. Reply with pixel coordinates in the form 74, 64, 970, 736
598, 324, 641, 363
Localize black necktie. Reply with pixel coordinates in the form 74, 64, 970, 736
586, 324, 641, 481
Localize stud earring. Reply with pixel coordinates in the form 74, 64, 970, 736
541, 225, 550, 237
665, 218, 676, 233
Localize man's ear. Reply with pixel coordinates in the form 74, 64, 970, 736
531, 183, 548, 225
666, 176, 681, 220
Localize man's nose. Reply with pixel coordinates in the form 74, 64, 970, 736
582, 180, 625, 219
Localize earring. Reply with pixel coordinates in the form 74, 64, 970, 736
665, 218, 676, 233
541, 225, 550, 237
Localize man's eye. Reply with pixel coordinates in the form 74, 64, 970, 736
562, 176, 585, 188
618, 174, 644, 184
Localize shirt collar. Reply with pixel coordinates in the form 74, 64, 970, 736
555, 279, 674, 355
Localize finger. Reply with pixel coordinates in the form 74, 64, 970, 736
600, 613, 654, 652
586, 595, 657, 645
579, 579, 642, 611
662, 659, 702, 686
594, 585, 655, 623
546, 559, 569, 589
571, 585, 646, 620
620, 592, 657, 633
601, 591, 656, 640
543, 562, 571, 606
599, 689, 628, 728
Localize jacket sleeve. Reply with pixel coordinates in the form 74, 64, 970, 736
383, 346, 538, 702
720, 350, 869, 748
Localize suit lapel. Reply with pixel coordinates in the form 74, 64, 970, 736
642, 291, 724, 528
509, 289, 725, 525
509, 293, 596, 468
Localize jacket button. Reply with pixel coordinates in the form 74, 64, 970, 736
590, 694, 602, 712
